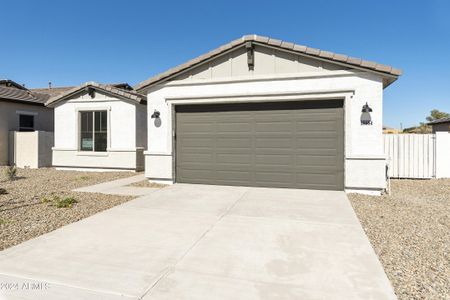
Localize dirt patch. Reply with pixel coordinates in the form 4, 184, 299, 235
0, 167, 136, 250
348, 179, 450, 300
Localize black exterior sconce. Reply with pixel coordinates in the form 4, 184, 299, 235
151, 110, 160, 119
86, 87, 95, 99
360, 102, 373, 125
245, 42, 254, 71
151, 110, 161, 128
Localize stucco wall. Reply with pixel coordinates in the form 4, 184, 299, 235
8, 131, 53, 168
52, 91, 144, 170
0, 101, 53, 165
144, 70, 387, 192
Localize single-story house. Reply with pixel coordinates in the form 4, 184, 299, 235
428, 117, 450, 133
45, 82, 147, 171
134, 35, 401, 194
0, 80, 59, 165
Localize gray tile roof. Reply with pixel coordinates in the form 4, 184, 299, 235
135, 34, 402, 91
0, 86, 49, 105
428, 117, 450, 125
45, 81, 147, 106
0, 79, 28, 90
31, 86, 75, 98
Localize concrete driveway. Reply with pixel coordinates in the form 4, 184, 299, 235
0, 184, 396, 300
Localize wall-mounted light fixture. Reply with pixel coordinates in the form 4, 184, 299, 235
245, 42, 254, 71
151, 110, 160, 119
86, 87, 95, 99
360, 102, 373, 125
151, 110, 161, 127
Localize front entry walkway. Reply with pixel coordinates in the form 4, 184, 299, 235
0, 183, 396, 299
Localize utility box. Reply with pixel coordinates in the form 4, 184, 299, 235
9, 131, 54, 168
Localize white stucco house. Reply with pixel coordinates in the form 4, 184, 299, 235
134, 35, 401, 194
45, 82, 147, 171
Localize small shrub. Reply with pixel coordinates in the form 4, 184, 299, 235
41, 195, 78, 208
4, 166, 17, 181
41, 196, 51, 204
53, 196, 78, 208
0, 188, 7, 195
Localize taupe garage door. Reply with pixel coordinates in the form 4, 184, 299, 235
175, 100, 344, 190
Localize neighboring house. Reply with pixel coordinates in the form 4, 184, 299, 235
45, 82, 147, 171
403, 124, 432, 134
383, 126, 402, 134
428, 117, 450, 133
0, 80, 60, 165
135, 35, 401, 194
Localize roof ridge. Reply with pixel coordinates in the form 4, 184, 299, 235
45, 81, 146, 107
134, 34, 402, 91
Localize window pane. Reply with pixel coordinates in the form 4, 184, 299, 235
94, 132, 107, 152
19, 115, 34, 131
94, 111, 107, 152
80, 112, 93, 151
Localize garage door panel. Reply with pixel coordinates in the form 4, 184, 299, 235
217, 122, 252, 132
255, 122, 293, 132
181, 153, 214, 163
216, 153, 252, 164
179, 137, 214, 148
295, 121, 339, 132
295, 138, 339, 149
216, 138, 252, 148
254, 172, 295, 184
178, 169, 214, 181
255, 138, 293, 148
255, 154, 292, 165
216, 171, 252, 181
176, 100, 344, 190
295, 173, 341, 185
295, 155, 341, 166
178, 123, 216, 133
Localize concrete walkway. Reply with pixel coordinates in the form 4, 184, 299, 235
0, 182, 396, 300
74, 174, 160, 196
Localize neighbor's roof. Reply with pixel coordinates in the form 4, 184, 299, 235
427, 117, 450, 125
0, 79, 28, 90
31, 83, 132, 98
135, 34, 402, 91
45, 81, 146, 106
31, 86, 76, 98
0, 85, 50, 105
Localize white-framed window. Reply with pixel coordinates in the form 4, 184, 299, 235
19, 114, 35, 131
79, 111, 108, 152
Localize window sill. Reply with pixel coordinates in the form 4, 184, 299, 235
76, 152, 109, 157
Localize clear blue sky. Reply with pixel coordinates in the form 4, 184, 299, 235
1, 0, 449, 128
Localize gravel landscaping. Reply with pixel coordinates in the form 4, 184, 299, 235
0, 167, 135, 250
349, 179, 450, 300
127, 180, 168, 188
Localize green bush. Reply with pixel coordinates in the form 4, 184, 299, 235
54, 197, 78, 208
41, 195, 78, 208
4, 166, 17, 181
